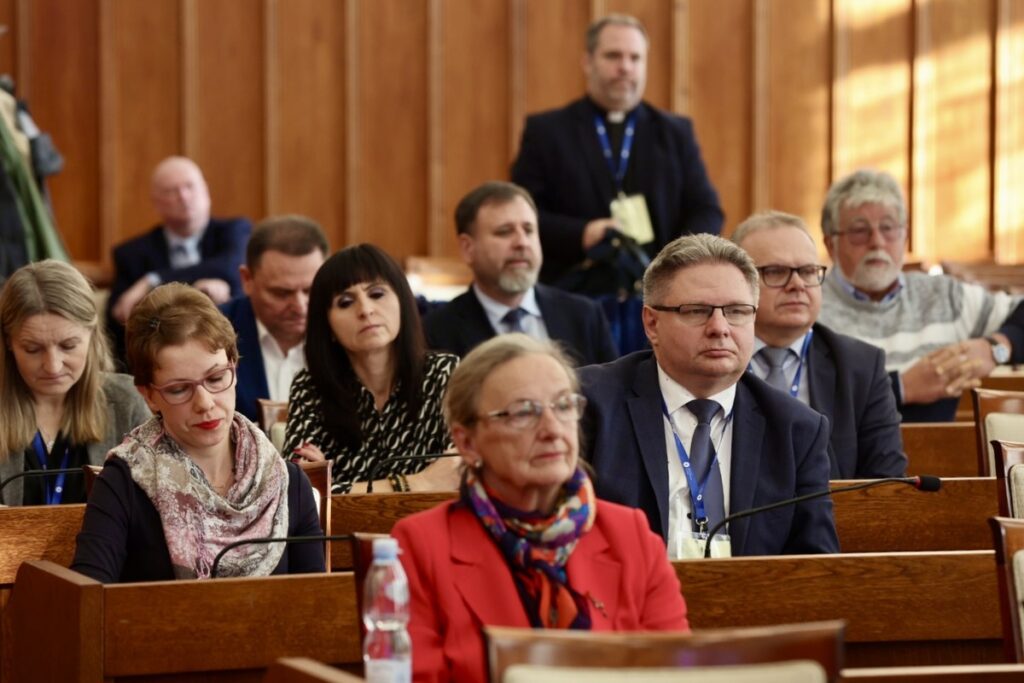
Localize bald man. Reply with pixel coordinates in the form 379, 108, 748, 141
106, 156, 251, 357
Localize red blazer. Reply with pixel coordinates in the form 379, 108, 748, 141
392, 498, 689, 683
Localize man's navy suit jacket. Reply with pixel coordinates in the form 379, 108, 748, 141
219, 296, 269, 424
511, 98, 723, 282
578, 351, 839, 556
423, 284, 618, 366
106, 217, 251, 359
804, 323, 906, 479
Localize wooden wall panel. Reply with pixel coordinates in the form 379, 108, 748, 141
993, 0, 1024, 262
757, 0, 831, 248
434, 0, 510, 257
832, 0, 912, 198
266, 0, 346, 251
22, 0, 101, 262
521, 0, 588, 117
0, 0, 16, 79
912, 0, 994, 264
107, 0, 182, 249
346, 0, 429, 260
190, 0, 264, 224
689, 0, 752, 234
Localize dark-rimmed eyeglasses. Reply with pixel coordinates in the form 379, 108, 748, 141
757, 265, 827, 288
479, 393, 587, 430
833, 224, 905, 246
150, 365, 236, 405
649, 304, 757, 327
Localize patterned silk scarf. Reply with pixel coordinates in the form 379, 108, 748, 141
464, 466, 597, 629
113, 414, 289, 579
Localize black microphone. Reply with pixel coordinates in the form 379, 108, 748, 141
210, 533, 355, 578
365, 452, 459, 493
0, 467, 84, 496
702, 475, 942, 558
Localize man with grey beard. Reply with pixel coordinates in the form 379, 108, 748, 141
424, 181, 618, 365
817, 169, 1024, 421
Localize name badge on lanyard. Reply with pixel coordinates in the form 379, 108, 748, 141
30, 432, 70, 505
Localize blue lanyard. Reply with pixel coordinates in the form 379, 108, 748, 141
30, 432, 70, 505
593, 112, 636, 190
750, 329, 814, 398
661, 400, 731, 532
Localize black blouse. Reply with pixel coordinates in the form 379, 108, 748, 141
21, 432, 89, 505
284, 352, 457, 492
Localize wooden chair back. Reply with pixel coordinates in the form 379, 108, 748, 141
899, 422, 979, 476
992, 441, 1024, 517
972, 388, 1024, 475
82, 464, 102, 497
330, 492, 455, 570
989, 516, 1024, 662
264, 657, 366, 682
486, 621, 845, 683
841, 664, 1024, 681
299, 460, 333, 569
257, 399, 289, 434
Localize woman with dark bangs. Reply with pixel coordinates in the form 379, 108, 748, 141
284, 243, 461, 493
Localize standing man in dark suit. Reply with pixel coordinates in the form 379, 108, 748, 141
579, 234, 838, 558
511, 14, 723, 284
424, 181, 618, 365
106, 156, 251, 359
732, 211, 906, 479
220, 215, 327, 424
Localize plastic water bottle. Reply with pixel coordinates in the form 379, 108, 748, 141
363, 537, 412, 683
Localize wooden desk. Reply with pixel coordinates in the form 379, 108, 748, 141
900, 422, 979, 477
1, 560, 362, 682
676, 551, 1002, 668
0, 504, 84, 588
834, 477, 998, 552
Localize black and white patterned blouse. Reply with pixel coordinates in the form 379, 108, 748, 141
283, 352, 458, 492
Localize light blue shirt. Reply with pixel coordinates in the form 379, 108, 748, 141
472, 284, 551, 340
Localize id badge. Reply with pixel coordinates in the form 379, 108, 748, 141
671, 532, 733, 560
610, 193, 655, 245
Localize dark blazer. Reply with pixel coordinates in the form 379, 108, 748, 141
511, 97, 723, 282
804, 323, 906, 479
392, 499, 688, 683
220, 296, 270, 424
106, 217, 251, 359
423, 283, 618, 365
578, 351, 839, 556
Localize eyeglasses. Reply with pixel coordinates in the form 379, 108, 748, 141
150, 365, 236, 405
649, 304, 757, 326
757, 264, 827, 288
833, 224, 905, 246
480, 393, 588, 430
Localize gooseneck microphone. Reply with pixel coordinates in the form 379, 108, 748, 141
210, 533, 356, 578
702, 475, 942, 558
364, 453, 459, 493
0, 467, 84, 496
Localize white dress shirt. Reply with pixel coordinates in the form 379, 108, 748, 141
255, 318, 306, 402
658, 365, 737, 560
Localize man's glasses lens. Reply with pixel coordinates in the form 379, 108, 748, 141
758, 265, 826, 288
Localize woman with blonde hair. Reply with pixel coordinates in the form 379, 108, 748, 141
0, 260, 150, 505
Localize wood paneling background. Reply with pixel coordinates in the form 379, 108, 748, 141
1, 0, 1021, 272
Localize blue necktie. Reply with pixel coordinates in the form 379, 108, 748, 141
502, 307, 527, 333
686, 398, 725, 533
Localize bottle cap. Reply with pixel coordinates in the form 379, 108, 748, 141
372, 537, 400, 561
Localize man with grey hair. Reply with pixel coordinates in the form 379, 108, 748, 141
579, 233, 838, 559
817, 168, 1024, 422
511, 13, 722, 285
424, 181, 617, 365
733, 210, 905, 478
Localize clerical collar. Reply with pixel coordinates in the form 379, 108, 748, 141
585, 96, 634, 124
607, 110, 626, 123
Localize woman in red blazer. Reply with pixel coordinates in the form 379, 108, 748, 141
392, 334, 689, 683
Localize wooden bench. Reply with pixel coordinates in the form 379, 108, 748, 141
841, 664, 1024, 681
676, 550, 1002, 668
833, 477, 998, 552
0, 560, 362, 682
899, 422, 979, 477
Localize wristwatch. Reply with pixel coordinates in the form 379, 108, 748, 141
986, 336, 1011, 364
